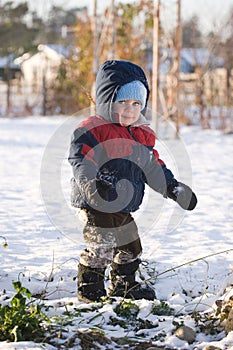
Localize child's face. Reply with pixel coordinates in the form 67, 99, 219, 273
113, 100, 141, 126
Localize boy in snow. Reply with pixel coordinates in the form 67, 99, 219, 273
68, 60, 197, 303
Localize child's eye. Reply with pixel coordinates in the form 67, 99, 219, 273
117, 100, 141, 108
132, 101, 141, 107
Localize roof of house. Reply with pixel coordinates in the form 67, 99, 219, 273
181, 48, 224, 69
0, 54, 20, 69
14, 44, 77, 66
44, 44, 74, 58
160, 48, 224, 74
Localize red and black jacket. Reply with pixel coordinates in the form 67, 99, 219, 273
68, 60, 176, 213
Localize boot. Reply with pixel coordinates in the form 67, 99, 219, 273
108, 259, 156, 300
78, 263, 106, 303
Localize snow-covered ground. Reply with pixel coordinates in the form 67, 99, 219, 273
0, 115, 233, 349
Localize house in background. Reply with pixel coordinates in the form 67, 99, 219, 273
0, 54, 21, 81
0, 55, 21, 115
157, 48, 224, 76
14, 44, 71, 93
180, 48, 224, 73
5, 44, 76, 115
0, 44, 74, 116
145, 47, 228, 123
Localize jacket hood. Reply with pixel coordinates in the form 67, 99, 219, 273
95, 60, 150, 122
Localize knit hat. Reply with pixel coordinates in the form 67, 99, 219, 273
115, 80, 147, 110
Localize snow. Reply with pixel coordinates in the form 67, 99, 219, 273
0, 115, 233, 349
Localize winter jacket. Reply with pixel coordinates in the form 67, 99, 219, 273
68, 60, 176, 213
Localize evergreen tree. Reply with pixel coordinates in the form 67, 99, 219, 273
0, 2, 39, 55
182, 15, 203, 48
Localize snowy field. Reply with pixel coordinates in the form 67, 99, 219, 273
0, 115, 233, 349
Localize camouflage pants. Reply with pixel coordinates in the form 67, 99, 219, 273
78, 209, 142, 269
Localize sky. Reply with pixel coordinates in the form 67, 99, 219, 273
3, 0, 233, 35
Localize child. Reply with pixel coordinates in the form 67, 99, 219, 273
68, 60, 197, 303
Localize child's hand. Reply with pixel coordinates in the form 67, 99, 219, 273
166, 182, 197, 210
83, 176, 115, 207
97, 173, 115, 189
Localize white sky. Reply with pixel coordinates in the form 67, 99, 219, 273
2, 0, 233, 35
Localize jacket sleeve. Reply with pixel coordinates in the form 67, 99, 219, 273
140, 126, 177, 195
141, 141, 177, 196
68, 126, 98, 184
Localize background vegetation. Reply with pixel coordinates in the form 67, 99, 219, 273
0, 1, 233, 128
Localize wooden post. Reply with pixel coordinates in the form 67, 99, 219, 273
152, 0, 160, 132
5, 57, 12, 115
91, 0, 98, 111
93, 0, 99, 78
174, 0, 181, 136
6, 65, 11, 114
111, 0, 116, 59
42, 72, 47, 116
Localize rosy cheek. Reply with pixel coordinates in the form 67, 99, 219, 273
113, 112, 120, 123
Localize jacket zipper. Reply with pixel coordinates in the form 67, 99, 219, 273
126, 126, 138, 142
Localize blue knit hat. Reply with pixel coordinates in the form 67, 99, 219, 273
115, 80, 147, 110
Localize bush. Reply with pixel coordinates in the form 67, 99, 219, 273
0, 281, 49, 342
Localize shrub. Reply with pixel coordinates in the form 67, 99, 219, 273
0, 281, 49, 342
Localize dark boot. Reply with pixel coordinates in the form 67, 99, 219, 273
78, 263, 106, 303
108, 259, 156, 300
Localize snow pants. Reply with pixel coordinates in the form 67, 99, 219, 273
78, 208, 142, 269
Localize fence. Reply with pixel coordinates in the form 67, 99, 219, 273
0, 69, 233, 132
